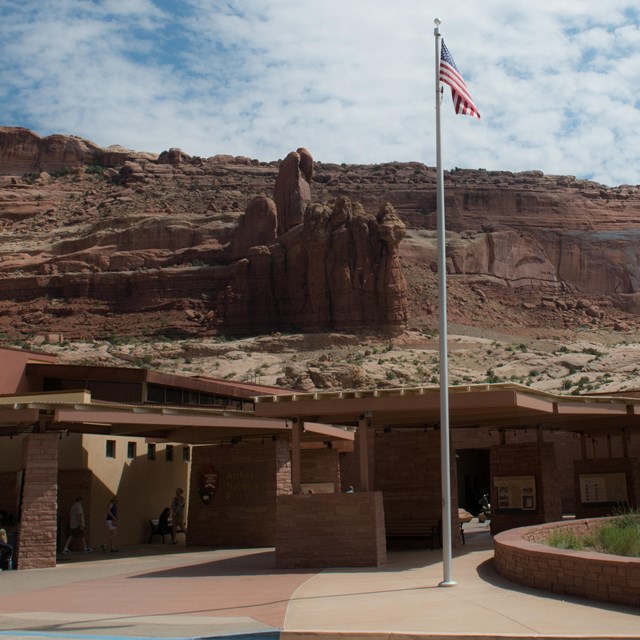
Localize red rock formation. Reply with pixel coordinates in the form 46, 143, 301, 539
228, 196, 277, 261
158, 148, 191, 165
273, 148, 313, 235
221, 196, 408, 334
2, 126, 640, 340
0, 127, 150, 174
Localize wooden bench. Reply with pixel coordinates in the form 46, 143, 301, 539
385, 520, 442, 549
385, 519, 467, 547
148, 519, 185, 543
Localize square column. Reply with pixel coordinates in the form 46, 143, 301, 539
490, 441, 561, 535
17, 433, 59, 569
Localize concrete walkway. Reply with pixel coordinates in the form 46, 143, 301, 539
0, 526, 638, 640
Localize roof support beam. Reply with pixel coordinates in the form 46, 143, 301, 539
357, 414, 371, 492
292, 418, 302, 495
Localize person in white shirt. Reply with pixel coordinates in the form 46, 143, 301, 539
62, 496, 92, 554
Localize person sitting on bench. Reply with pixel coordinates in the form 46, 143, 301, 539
158, 507, 171, 536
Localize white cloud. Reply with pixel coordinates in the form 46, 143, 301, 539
1, 0, 639, 185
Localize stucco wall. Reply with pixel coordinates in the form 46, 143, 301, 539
82, 434, 190, 547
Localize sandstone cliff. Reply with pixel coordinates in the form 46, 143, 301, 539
0, 128, 408, 338
1, 126, 639, 340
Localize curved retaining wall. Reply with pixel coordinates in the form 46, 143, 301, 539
494, 518, 640, 607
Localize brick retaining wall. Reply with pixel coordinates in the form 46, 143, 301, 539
494, 518, 640, 607
276, 491, 386, 568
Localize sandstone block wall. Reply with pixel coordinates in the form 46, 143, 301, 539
301, 448, 340, 491
188, 438, 290, 547
276, 492, 386, 568
374, 429, 458, 541
494, 519, 640, 607
17, 433, 59, 569
490, 441, 562, 534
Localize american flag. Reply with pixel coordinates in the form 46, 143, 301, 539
439, 40, 480, 119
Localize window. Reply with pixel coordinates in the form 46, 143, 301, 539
147, 443, 156, 460
127, 442, 137, 459
106, 440, 116, 458
165, 445, 173, 462
182, 446, 190, 462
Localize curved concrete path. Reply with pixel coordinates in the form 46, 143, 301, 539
283, 529, 640, 638
0, 528, 638, 640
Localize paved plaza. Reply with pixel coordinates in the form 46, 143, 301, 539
0, 525, 639, 640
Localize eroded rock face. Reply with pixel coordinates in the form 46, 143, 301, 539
228, 196, 277, 261
225, 196, 408, 334
0, 127, 153, 174
0, 134, 409, 338
2, 126, 640, 340
273, 148, 313, 235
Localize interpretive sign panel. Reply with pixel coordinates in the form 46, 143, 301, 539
494, 475, 536, 511
579, 472, 627, 504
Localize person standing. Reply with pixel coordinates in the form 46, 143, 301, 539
170, 488, 185, 544
0, 529, 13, 570
103, 496, 119, 552
62, 496, 92, 554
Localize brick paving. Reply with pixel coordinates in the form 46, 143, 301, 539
0, 529, 639, 640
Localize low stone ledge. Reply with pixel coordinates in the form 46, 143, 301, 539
494, 518, 640, 607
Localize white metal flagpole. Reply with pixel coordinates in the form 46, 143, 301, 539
434, 17, 456, 587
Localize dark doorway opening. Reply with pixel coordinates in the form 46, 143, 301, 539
456, 449, 490, 516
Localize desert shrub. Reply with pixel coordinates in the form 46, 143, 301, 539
546, 512, 640, 557
594, 511, 640, 557
86, 164, 105, 176
546, 529, 584, 550
51, 167, 73, 178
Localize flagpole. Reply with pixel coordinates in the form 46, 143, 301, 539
434, 17, 456, 587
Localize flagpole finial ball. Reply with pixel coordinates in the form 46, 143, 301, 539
434, 18, 441, 26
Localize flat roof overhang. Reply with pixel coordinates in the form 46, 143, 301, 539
0, 391, 354, 446
254, 383, 640, 435
25, 363, 292, 400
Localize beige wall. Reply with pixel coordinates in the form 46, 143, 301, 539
0, 433, 191, 548
82, 434, 191, 547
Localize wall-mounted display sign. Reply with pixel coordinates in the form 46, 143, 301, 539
494, 475, 536, 511
198, 466, 219, 504
579, 473, 627, 504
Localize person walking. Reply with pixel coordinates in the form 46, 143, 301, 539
170, 488, 185, 544
62, 496, 92, 554
103, 496, 119, 552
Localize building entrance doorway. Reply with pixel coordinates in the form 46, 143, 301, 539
456, 449, 490, 516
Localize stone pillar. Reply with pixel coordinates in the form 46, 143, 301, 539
291, 420, 301, 494
357, 415, 371, 491
17, 433, 59, 569
490, 441, 562, 535
275, 437, 293, 497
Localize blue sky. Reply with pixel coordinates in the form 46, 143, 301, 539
1, 0, 639, 186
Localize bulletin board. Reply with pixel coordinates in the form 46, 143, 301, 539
494, 475, 536, 511
579, 473, 627, 504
